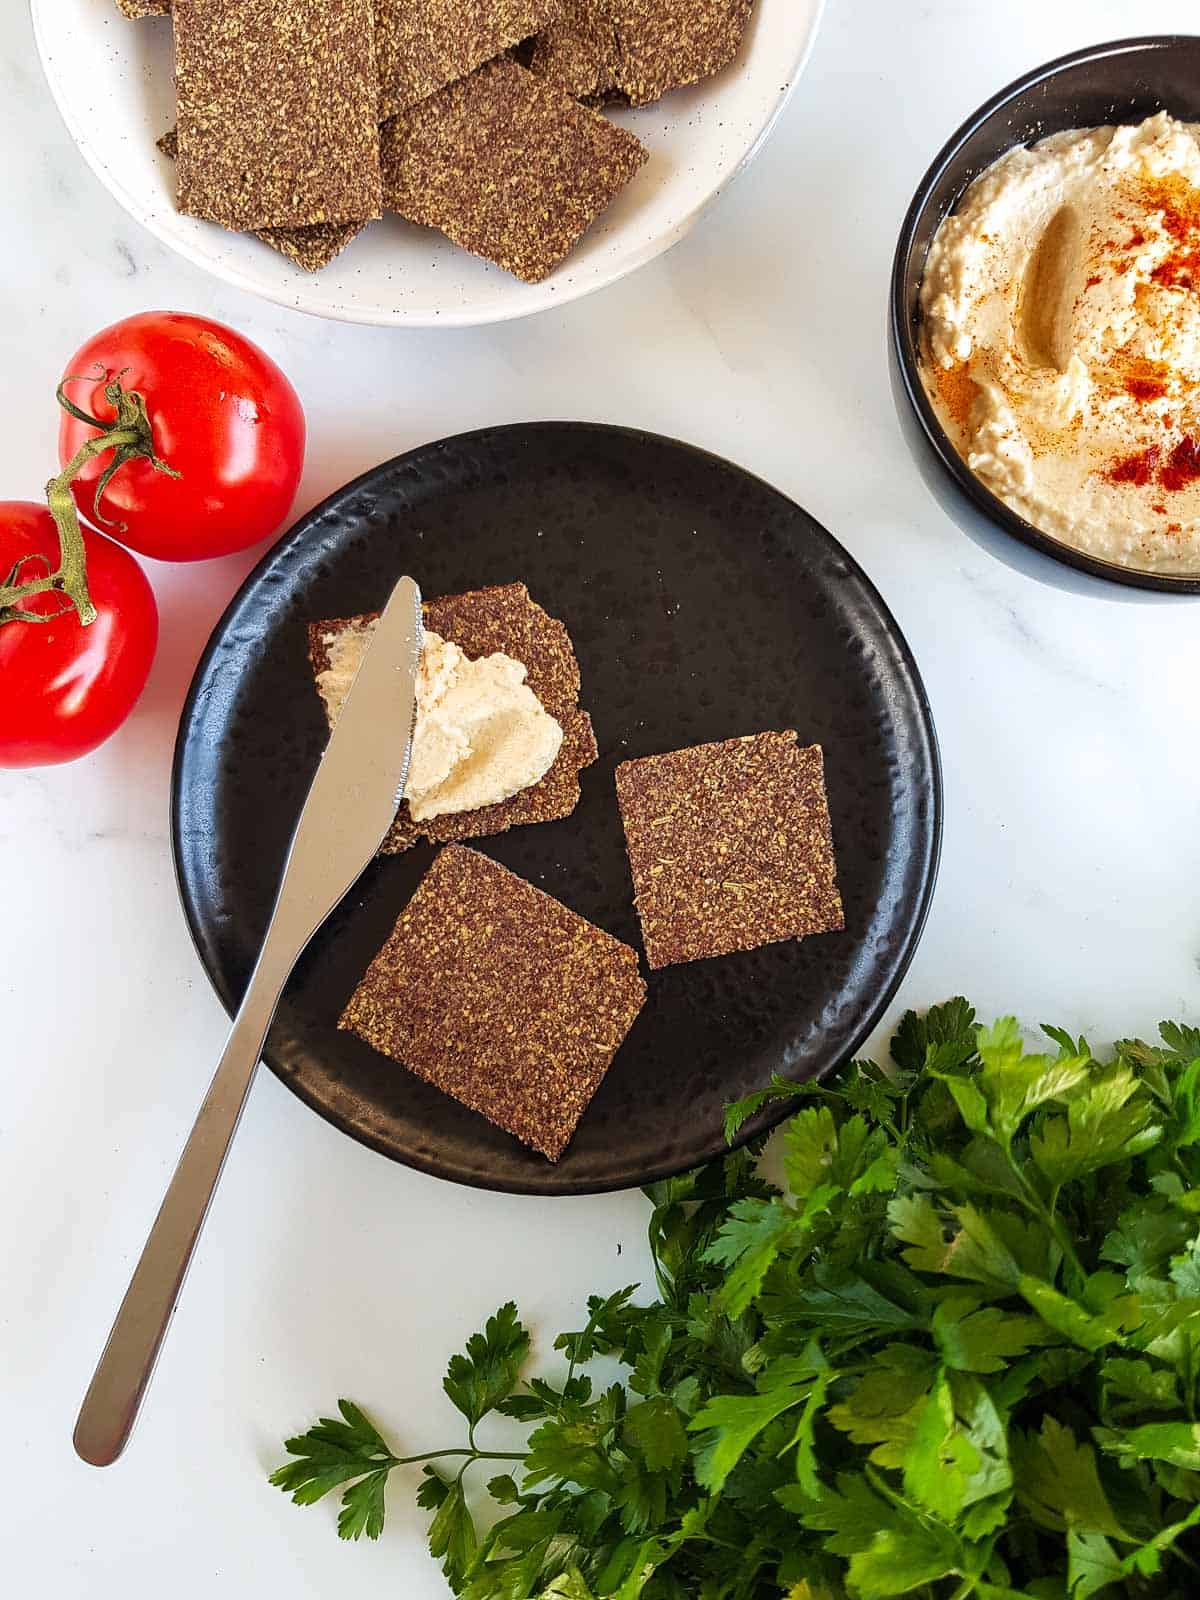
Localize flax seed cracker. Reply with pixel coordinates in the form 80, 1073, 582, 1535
529, 0, 754, 108
174, 0, 382, 231
339, 845, 646, 1160
616, 732, 844, 969
158, 129, 365, 270
612, 0, 754, 106
528, 1, 621, 102
375, 0, 561, 118
380, 58, 647, 283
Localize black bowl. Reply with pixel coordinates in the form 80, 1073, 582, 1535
891, 35, 1200, 597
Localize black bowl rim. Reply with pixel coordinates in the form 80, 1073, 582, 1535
168, 420, 944, 1195
890, 33, 1200, 596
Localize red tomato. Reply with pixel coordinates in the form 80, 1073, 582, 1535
58, 311, 305, 562
0, 503, 158, 766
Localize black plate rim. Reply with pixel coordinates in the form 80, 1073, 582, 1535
890, 34, 1200, 596
170, 421, 943, 1195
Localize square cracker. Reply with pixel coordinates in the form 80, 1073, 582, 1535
375, 0, 560, 119
380, 58, 647, 283
340, 845, 647, 1160
174, 0, 382, 231
615, 732, 844, 969
308, 582, 598, 855
613, 0, 754, 106
528, 2, 621, 102
158, 130, 364, 271
529, 0, 754, 108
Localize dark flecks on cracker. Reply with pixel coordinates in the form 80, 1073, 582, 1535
375, 0, 560, 119
117, 0, 170, 16
339, 845, 647, 1161
381, 58, 648, 283
253, 221, 367, 275
529, 1, 622, 102
616, 732, 844, 969
308, 582, 598, 855
615, 0, 755, 106
158, 129, 364, 272
173, 0, 382, 232
529, 0, 755, 108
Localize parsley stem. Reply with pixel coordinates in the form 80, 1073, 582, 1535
1002, 1144, 1087, 1289
567, 1307, 600, 1388
390, 1448, 525, 1467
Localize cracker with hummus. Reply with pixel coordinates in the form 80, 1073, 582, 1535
308, 582, 598, 855
339, 844, 647, 1160
616, 732, 843, 969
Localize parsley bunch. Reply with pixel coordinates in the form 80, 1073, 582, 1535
273, 1002, 1200, 1598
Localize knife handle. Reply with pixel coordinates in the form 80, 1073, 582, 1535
72, 941, 292, 1467
74, 574, 422, 1467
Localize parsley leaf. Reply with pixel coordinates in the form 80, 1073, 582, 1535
426, 1478, 477, 1587
1030, 1066, 1162, 1184
1094, 1420, 1200, 1470
622, 1396, 688, 1473
932, 1295, 1049, 1373
703, 1196, 801, 1318
1067, 1529, 1125, 1599
890, 996, 977, 1073
1011, 1417, 1128, 1539
444, 1301, 530, 1427
268, 1400, 399, 1538
689, 1381, 814, 1493
723, 1073, 810, 1143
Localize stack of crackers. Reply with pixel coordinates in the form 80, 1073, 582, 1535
314, 582, 843, 1163
119, 0, 758, 282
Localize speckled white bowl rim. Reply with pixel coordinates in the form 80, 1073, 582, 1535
32, 0, 825, 328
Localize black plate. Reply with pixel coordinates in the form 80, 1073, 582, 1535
172, 424, 941, 1195
892, 35, 1200, 596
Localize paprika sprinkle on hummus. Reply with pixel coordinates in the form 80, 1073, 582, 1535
933, 361, 980, 434
920, 111, 1200, 575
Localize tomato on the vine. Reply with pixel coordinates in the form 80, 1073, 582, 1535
58, 312, 306, 562
0, 503, 158, 767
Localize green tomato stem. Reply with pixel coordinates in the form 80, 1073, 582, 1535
0, 374, 179, 630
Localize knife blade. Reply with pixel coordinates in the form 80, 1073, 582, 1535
73, 574, 424, 1467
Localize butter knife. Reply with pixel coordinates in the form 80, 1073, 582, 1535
74, 575, 424, 1467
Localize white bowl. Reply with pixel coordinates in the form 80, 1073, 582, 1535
32, 0, 824, 328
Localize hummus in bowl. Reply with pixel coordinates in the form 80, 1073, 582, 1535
920, 110, 1200, 578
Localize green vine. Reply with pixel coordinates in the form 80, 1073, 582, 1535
0, 372, 179, 628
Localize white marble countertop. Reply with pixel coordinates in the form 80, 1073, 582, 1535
6, 1, 1200, 1593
